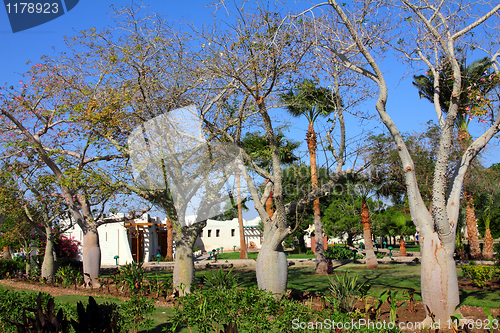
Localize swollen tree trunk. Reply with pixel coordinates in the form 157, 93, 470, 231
172, 221, 206, 296
361, 200, 378, 269
465, 192, 481, 260
307, 123, 328, 275
482, 227, 494, 260
237, 173, 248, 259
256, 212, 289, 294
82, 227, 101, 287
41, 227, 57, 283
420, 230, 460, 327
166, 218, 173, 261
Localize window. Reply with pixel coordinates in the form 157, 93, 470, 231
216, 229, 220, 237
207, 229, 212, 237
231, 229, 235, 237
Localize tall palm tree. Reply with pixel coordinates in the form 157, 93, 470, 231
413, 57, 499, 260
281, 79, 338, 275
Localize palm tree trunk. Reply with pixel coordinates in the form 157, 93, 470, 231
458, 129, 481, 260
166, 218, 173, 261
361, 200, 378, 269
482, 227, 494, 260
237, 173, 248, 259
307, 123, 328, 275
464, 191, 481, 260
399, 235, 407, 257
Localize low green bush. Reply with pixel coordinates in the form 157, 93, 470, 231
325, 245, 363, 260
0, 258, 24, 279
462, 264, 496, 288
203, 266, 239, 290
167, 287, 400, 333
120, 297, 155, 332
167, 287, 319, 333
0, 288, 154, 333
0, 289, 55, 331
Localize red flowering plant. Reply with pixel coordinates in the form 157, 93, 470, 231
35, 231, 80, 260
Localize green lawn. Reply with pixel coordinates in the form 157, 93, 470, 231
215, 251, 316, 260
144, 262, 499, 308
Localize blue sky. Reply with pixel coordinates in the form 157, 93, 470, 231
1, 1, 499, 220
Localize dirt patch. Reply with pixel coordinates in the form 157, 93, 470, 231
286, 289, 499, 332
458, 278, 500, 291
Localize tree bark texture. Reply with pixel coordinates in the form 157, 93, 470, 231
482, 227, 494, 260
41, 228, 57, 283
465, 192, 481, 260
420, 230, 460, 327
166, 218, 173, 261
256, 235, 288, 294
237, 173, 248, 259
362, 200, 378, 269
82, 228, 101, 287
172, 221, 205, 295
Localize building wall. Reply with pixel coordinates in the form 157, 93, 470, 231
67, 214, 262, 265
195, 217, 261, 252
66, 220, 135, 266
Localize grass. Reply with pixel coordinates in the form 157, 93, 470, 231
144, 262, 499, 308
404, 244, 421, 252
216, 251, 258, 260
215, 251, 316, 260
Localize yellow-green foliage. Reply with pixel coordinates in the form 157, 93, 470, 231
461, 265, 496, 288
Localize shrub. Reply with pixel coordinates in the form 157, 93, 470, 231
325, 245, 363, 260
326, 271, 367, 313
203, 266, 239, 290
0, 289, 55, 331
71, 296, 119, 333
36, 233, 80, 260
56, 265, 83, 288
168, 287, 399, 333
120, 297, 155, 333
117, 261, 145, 295
0, 258, 24, 278
7, 292, 70, 333
306, 249, 314, 255
462, 264, 495, 288
167, 287, 318, 333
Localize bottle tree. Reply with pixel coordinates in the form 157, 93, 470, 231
413, 57, 500, 259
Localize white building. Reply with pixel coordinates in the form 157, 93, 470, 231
194, 217, 262, 253
67, 214, 262, 266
